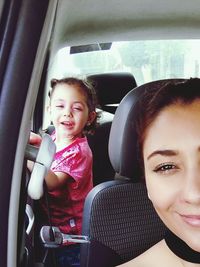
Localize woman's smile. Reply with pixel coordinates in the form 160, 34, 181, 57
179, 213, 200, 227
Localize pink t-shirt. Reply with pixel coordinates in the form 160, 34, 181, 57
40, 134, 93, 238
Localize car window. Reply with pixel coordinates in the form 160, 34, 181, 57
42, 39, 200, 128
48, 39, 200, 86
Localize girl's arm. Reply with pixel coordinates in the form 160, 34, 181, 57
44, 171, 72, 191
27, 160, 72, 191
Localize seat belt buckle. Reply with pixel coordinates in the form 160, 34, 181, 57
40, 226, 90, 248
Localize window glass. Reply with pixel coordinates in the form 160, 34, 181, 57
49, 40, 200, 86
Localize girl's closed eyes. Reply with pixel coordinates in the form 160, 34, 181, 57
72, 104, 84, 111
53, 102, 84, 111
55, 104, 64, 109
53, 100, 65, 109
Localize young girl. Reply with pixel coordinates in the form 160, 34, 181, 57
118, 78, 200, 267
29, 77, 98, 267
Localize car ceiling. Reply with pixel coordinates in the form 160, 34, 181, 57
51, 0, 200, 53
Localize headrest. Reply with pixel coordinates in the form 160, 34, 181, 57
108, 79, 185, 181
87, 72, 137, 113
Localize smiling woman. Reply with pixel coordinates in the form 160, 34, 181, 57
118, 78, 200, 267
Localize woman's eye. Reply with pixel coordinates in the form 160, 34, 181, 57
153, 163, 177, 173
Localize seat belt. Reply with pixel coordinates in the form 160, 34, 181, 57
26, 134, 57, 266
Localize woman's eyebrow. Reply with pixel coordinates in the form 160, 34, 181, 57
147, 149, 178, 160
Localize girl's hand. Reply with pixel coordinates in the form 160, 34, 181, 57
29, 132, 42, 147
27, 160, 34, 172
27, 132, 41, 172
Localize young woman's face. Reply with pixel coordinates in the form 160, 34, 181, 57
49, 83, 94, 139
143, 100, 200, 252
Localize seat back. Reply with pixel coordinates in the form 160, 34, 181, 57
87, 112, 115, 185
81, 79, 185, 266
87, 72, 137, 184
81, 180, 166, 267
88, 72, 137, 114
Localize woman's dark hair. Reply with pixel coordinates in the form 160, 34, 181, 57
49, 77, 100, 134
135, 78, 200, 174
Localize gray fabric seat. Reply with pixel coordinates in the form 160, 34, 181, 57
80, 79, 185, 267
87, 72, 137, 184
80, 180, 166, 267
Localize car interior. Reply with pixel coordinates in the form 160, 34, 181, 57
1, 0, 200, 267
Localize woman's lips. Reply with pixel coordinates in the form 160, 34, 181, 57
180, 214, 200, 226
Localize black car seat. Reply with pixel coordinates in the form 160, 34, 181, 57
80, 79, 185, 267
88, 72, 137, 114
87, 72, 137, 185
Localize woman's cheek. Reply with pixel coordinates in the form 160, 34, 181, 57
145, 172, 176, 211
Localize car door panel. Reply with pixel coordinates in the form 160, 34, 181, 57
0, 1, 57, 266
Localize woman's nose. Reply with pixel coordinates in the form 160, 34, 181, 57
182, 170, 200, 204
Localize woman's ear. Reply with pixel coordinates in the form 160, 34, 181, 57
87, 111, 96, 125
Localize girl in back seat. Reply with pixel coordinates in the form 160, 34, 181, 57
29, 77, 98, 267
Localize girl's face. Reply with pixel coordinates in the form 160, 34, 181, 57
143, 100, 200, 252
49, 83, 95, 140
